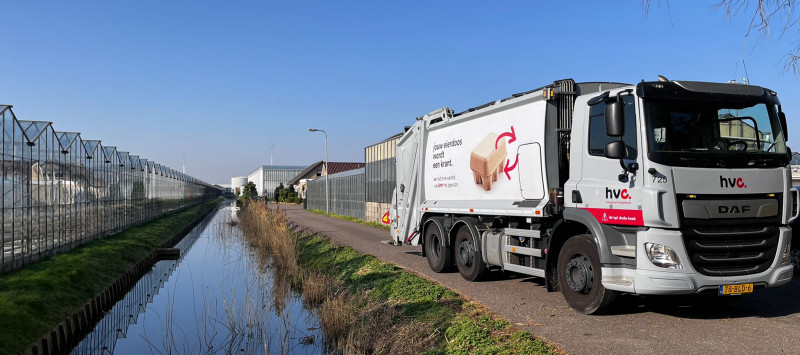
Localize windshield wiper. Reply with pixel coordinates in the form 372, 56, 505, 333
679, 156, 720, 167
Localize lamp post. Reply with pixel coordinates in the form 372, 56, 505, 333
308, 128, 329, 214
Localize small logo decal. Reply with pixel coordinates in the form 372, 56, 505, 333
606, 187, 632, 200
720, 176, 747, 189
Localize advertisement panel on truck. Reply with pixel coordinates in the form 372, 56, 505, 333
423, 100, 547, 202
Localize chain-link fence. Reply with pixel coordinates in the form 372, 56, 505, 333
0, 105, 220, 274
306, 169, 365, 220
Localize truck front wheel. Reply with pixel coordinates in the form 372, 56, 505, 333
557, 234, 616, 314
454, 223, 487, 281
790, 248, 800, 273
425, 219, 451, 273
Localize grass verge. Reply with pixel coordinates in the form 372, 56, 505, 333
0, 198, 223, 354
307, 208, 391, 230
239, 203, 557, 354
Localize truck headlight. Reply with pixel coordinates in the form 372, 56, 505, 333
644, 243, 683, 270
782, 240, 791, 263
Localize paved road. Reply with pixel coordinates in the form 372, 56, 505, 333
280, 205, 800, 355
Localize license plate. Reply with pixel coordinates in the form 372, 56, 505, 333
719, 283, 753, 295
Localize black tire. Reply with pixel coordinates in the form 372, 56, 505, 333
790, 248, 800, 273
425, 219, 451, 273
454, 223, 487, 281
557, 234, 617, 314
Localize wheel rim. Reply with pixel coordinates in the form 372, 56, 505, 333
457, 239, 474, 267
565, 254, 593, 294
428, 233, 441, 261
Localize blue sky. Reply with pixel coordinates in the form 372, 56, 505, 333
2, 1, 798, 184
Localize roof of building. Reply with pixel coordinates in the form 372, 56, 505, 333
288, 161, 365, 185
328, 162, 366, 175
365, 131, 405, 148
248, 164, 308, 177
327, 167, 365, 179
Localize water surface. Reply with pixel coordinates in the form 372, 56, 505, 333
72, 201, 324, 354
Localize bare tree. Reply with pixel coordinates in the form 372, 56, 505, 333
644, 1, 800, 74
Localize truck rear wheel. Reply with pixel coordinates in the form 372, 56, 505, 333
557, 234, 616, 314
425, 218, 451, 273
454, 223, 486, 281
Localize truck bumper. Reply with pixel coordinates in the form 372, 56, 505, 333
601, 227, 794, 295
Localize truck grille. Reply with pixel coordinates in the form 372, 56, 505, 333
682, 226, 778, 276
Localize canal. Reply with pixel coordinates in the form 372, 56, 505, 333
71, 201, 325, 354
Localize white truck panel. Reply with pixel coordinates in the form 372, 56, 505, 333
422, 100, 548, 204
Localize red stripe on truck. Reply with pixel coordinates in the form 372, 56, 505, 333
582, 208, 644, 226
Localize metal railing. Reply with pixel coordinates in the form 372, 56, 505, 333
1, 105, 220, 273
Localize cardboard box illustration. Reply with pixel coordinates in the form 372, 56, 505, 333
470, 133, 507, 191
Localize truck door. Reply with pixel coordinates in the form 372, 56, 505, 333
394, 127, 421, 244
576, 93, 644, 227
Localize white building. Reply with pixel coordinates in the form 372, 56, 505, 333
247, 165, 306, 197
231, 176, 248, 196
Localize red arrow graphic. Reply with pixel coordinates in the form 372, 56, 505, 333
504, 155, 519, 180
495, 126, 516, 149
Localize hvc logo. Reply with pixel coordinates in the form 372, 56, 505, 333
719, 176, 747, 189
605, 187, 631, 200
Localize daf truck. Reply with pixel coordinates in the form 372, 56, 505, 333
390, 77, 797, 314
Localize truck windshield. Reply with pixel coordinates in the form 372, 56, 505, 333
644, 99, 788, 168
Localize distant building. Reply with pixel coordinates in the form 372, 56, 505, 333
216, 183, 233, 195
231, 176, 248, 196
248, 165, 306, 197
288, 161, 365, 199
365, 132, 402, 223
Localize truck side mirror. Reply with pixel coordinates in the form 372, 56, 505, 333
779, 111, 788, 142
605, 141, 625, 160
605, 101, 625, 137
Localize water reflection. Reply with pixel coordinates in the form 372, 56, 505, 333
72, 201, 324, 354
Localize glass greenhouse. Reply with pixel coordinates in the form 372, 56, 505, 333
0, 105, 220, 273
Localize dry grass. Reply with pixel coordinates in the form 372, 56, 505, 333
237, 202, 298, 277
236, 202, 556, 355
319, 292, 352, 346
302, 272, 336, 307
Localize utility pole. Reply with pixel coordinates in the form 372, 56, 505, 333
308, 128, 329, 214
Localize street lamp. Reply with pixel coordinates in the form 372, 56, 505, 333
308, 128, 329, 214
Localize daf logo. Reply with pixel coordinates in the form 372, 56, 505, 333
718, 205, 751, 214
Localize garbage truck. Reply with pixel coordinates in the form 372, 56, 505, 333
390, 77, 797, 314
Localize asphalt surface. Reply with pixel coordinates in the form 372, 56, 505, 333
280, 204, 800, 355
